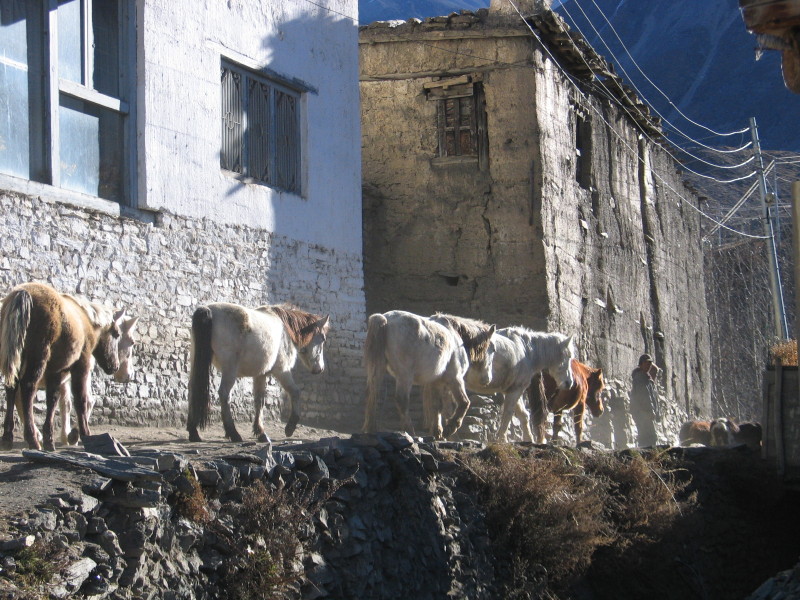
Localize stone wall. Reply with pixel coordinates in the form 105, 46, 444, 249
0, 188, 367, 433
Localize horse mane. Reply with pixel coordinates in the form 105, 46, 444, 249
62, 293, 114, 327
503, 326, 572, 363
432, 313, 493, 362
265, 304, 327, 347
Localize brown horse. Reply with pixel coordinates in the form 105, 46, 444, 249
531, 359, 605, 444
678, 420, 712, 446
0, 283, 137, 451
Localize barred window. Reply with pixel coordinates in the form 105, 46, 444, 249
221, 60, 301, 195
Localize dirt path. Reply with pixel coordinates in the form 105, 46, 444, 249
0, 420, 349, 520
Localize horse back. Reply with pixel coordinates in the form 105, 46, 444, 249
679, 420, 712, 445
10, 283, 91, 373
207, 303, 285, 376
382, 311, 466, 385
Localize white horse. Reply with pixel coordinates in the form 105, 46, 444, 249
362, 310, 495, 439
427, 326, 576, 442
186, 302, 330, 443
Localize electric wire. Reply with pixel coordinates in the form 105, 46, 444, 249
558, 0, 756, 171
562, 0, 753, 157
302, 0, 767, 239
505, 0, 765, 237
580, 0, 751, 138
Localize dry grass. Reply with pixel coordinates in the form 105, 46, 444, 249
173, 471, 212, 524
771, 339, 797, 366
219, 480, 332, 600
0, 540, 67, 599
462, 446, 690, 599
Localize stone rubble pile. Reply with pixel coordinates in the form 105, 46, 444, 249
0, 433, 500, 599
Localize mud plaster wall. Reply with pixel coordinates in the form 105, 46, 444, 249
361, 31, 549, 327
360, 20, 712, 437
0, 190, 367, 434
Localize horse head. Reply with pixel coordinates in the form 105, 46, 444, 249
297, 315, 330, 375
113, 314, 139, 383
470, 324, 496, 386
586, 368, 605, 418
552, 335, 576, 390
94, 309, 138, 381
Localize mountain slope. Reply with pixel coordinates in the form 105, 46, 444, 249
358, 0, 800, 151
557, 0, 799, 151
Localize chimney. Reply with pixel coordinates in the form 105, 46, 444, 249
489, 0, 551, 20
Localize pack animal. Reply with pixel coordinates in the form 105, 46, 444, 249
187, 302, 329, 443
362, 310, 495, 439
0, 282, 137, 451
530, 359, 604, 444
426, 326, 576, 442
678, 420, 712, 446
710, 418, 762, 451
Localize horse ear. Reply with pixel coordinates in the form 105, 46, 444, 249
113, 309, 126, 325
318, 315, 330, 330
488, 325, 496, 336
122, 316, 140, 334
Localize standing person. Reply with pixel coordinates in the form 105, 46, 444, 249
630, 354, 661, 447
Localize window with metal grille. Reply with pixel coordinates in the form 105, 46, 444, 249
221, 60, 301, 195
424, 75, 487, 169
0, 0, 134, 204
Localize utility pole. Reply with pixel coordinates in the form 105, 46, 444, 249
750, 117, 789, 339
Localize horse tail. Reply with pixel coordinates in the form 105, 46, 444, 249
0, 289, 32, 387
187, 306, 213, 432
363, 313, 388, 432
529, 372, 548, 444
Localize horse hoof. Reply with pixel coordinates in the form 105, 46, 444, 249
0, 438, 12, 451
285, 415, 299, 438
67, 430, 80, 445
44, 441, 56, 452
188, 430, 202, 442
227, 431, 243, 443
257, 433, 271, 444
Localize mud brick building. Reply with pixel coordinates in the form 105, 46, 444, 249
359, 0, 712, 435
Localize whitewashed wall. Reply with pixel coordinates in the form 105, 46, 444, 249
138, 0, 362, 255
0, 0, 366, 436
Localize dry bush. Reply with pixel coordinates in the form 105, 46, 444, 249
771, 339, 797, 366
462, 446, 689, 599
219, 480, 329, 600
0, 540, 67, 599
581, 450, 689, 545
173, 471, 212, 524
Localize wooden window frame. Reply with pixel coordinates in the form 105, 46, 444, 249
0, 0, 135, 205
425, 75, 488, 169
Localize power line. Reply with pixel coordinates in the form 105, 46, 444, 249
505, 0, 765, 237
577, 0, 751, 139
315, 0, 765, 239
558, 0, 756, 171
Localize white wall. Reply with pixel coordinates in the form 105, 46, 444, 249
139, 0, 362, 255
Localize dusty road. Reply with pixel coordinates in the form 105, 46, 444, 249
0, 420, 350, 520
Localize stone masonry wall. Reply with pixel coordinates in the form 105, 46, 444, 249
0, 190, 367, 434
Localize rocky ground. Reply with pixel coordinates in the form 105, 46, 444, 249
0, 421, 347, 519
0, 420, 798, 599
